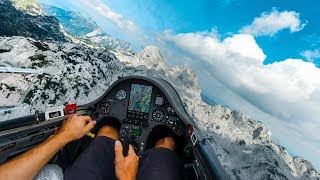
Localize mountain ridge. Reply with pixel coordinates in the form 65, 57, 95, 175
11, 0, 42, 16
40, 4, 134, 54
0, 0, 66, 42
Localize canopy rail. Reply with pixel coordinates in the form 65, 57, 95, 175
0, 67, 43, 75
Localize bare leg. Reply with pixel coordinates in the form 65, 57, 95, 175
97, 125, 120, 140
154, 136, 175, 151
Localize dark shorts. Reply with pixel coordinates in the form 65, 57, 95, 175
64, 136, 183, 180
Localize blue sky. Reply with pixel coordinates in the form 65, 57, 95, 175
92, 0, 319, 65
38, 0, 320, 65
39, 0, 320, 170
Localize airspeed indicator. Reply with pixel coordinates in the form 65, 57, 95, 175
116, 89, 127, 101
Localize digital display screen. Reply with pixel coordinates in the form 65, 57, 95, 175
128, 84, 153, 113
155, 96, 163, 105
168, 116, 177, 122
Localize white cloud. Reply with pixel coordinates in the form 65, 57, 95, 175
240, 8, 306, 36
159, 29, 320, 169
301, 49, 320, 62
78, 0, 140, 35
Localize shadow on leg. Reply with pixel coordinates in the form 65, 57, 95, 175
137, 137, 183, 180
64, 125, 119, 180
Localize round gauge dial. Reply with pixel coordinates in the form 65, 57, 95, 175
167, 106, 175, 114
120, 124, 132, 140
152, 109, 164, 122
116, 89, 127, 101
100, 103, 111, 114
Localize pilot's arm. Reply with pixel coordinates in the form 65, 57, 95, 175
0, 115, 96, 180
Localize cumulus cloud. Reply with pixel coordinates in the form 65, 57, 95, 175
239, 8, 306, 36
301, 49, 320, 62
159, 29, 320, 168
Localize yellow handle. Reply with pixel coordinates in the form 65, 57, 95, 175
86, 132, 95, 138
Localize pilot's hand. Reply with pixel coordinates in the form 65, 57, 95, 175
59, 115, 96, 142
115, 141, 139, 180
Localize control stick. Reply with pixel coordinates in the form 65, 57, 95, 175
86, 115, 108, 138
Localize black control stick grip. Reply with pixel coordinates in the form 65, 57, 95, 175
95, 115, 108, 124
91, 115, 108, 133
120, 140, 130, 157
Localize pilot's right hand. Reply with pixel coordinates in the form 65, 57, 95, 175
59, 115, 96, 142
115, 141, 139, 180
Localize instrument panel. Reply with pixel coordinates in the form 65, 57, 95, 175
93, 79, 185, 154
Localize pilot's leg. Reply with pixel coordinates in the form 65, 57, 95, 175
137, 137, 183, 180
64, 126, 119, 180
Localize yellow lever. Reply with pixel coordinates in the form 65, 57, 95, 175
86, 132, 95, 138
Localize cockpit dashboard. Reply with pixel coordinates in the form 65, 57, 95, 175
90, 78, 185, 154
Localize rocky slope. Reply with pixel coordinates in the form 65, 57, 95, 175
11, 0, 42, 16
0, 0, 66, 42
0, 72, 33, 107
0, 0, 319, 179
84, 28, 133, 55
40, 4, 98, 37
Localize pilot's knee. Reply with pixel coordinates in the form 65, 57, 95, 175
154, 137, 176, 151
97, 125, 120, 140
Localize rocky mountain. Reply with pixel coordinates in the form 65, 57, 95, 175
0, 72, 33, 107
0, 0, 319, 179
0, 0, 66, 42
84, 28, 133, 55
11, 0, 42, 16
40, 4, 98, 37
40, 4, 133, 54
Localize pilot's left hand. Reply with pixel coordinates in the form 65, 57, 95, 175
59, 115, 96, 142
